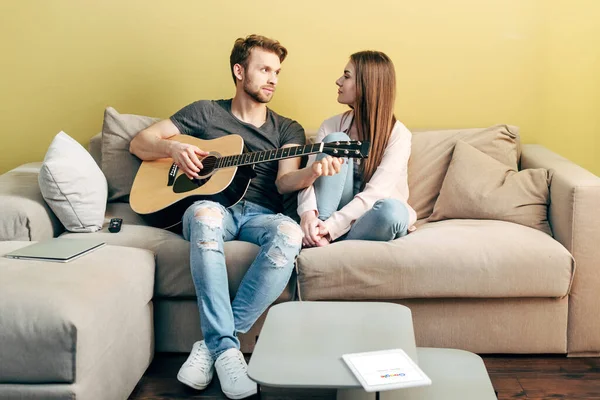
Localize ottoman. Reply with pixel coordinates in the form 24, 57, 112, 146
0, 241, 155, 400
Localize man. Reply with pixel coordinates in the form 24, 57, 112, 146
129, 34, 341, 399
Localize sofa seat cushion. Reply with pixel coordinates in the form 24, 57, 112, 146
0, 241, 154, 383
297, 219, 574, 301
60, 225, 296, 301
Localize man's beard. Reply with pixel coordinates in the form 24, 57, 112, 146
243, 79, 274, 104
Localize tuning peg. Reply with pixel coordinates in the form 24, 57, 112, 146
335, 141, 340, 145
344, 150, 349, 154
357, 141, 362, 145
333, 149, 338, 154
355, 150, 360, 155
346, 141, 351, 145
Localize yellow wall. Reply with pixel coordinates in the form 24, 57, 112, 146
1, 0, 598, 175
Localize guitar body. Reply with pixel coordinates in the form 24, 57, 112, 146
130, 134, 370, 230
130, 135, 253, 229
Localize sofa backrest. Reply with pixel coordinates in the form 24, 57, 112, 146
89, 132, 102, 168
92, 123, 520, 222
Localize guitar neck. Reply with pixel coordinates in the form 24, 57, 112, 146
216, 143, 325, 168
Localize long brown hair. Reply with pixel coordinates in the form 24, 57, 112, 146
345, 51, 397, 188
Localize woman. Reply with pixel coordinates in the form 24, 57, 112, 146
298, 50, 417, 247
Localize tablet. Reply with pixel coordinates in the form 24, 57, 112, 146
342, 348, 431, 392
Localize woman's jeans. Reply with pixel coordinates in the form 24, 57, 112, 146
182, 200, 302, 358
313, 132, 409, 241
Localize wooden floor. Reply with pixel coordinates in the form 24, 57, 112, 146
484, 355, 600, 399
129, 353, 600, 399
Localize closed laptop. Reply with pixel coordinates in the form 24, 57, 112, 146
4, 238, 106, 263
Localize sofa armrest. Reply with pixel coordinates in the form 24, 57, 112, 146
521, 144, 600, 355
0, 163, 64, 241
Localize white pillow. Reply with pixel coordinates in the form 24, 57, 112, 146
38, 131, 107, 232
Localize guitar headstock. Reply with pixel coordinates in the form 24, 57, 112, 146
321, 140, 370, 159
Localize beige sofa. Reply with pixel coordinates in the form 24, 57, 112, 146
1, 120, 599, 399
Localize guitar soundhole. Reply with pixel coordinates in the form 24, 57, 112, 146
198, 155, 218, 178
172, 154, 221, 193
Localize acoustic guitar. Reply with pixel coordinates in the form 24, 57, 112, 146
130, 134, 370, 229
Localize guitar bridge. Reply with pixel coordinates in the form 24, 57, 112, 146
168, 163, 178, 186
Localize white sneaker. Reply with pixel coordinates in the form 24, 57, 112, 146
177, 340, 214, 390
215, 348, 257, 399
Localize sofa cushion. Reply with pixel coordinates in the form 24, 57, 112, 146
408, 125, 520, 220
38, 131, 107, 233
429, 141, 552, 235
0, 241, 154, 383
101, 107, 160, 202
0, 163, 64, 241
89, 132, 102, 167
297, 219, 574, 301
61, 225, 295, 301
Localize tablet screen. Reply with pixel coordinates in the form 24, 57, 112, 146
343, 349, 431, 392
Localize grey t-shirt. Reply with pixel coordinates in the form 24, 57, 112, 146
170, 99, 305, 214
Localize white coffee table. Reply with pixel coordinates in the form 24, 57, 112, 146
247, 301, 496, 399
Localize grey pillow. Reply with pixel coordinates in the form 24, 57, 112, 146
38, 131, 107, 233
101, 107, 160, 202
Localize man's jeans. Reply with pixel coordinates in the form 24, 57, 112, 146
313, 131, 410, 241
182, 200, 302, 358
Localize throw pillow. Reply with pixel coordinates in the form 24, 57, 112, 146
429, 140, 552, 235
408, 124, 520, 220
38, 131, 107, 233
101, 107, 160, 202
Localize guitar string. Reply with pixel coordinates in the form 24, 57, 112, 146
187, 143, 363, 170
199, 147, 314, 168
199, 153, 358, 169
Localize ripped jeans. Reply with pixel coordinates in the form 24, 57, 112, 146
182, 200, 302, 358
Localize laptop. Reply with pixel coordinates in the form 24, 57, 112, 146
4, 238, 106, 263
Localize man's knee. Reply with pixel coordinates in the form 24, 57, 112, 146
266, 219, 303, 268
191, 202, 224, 226
190, 202, 225, 251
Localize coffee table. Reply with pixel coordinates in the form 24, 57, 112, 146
247, 301, 496, 399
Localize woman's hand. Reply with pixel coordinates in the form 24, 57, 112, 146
301, 211, 332, 247
301, 210, 322, 247
315, 221, 331, 247
169, 142, 209, 179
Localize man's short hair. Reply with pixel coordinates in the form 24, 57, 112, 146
229, 34, 288, 84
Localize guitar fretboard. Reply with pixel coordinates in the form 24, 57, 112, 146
215, 143, 324, 168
